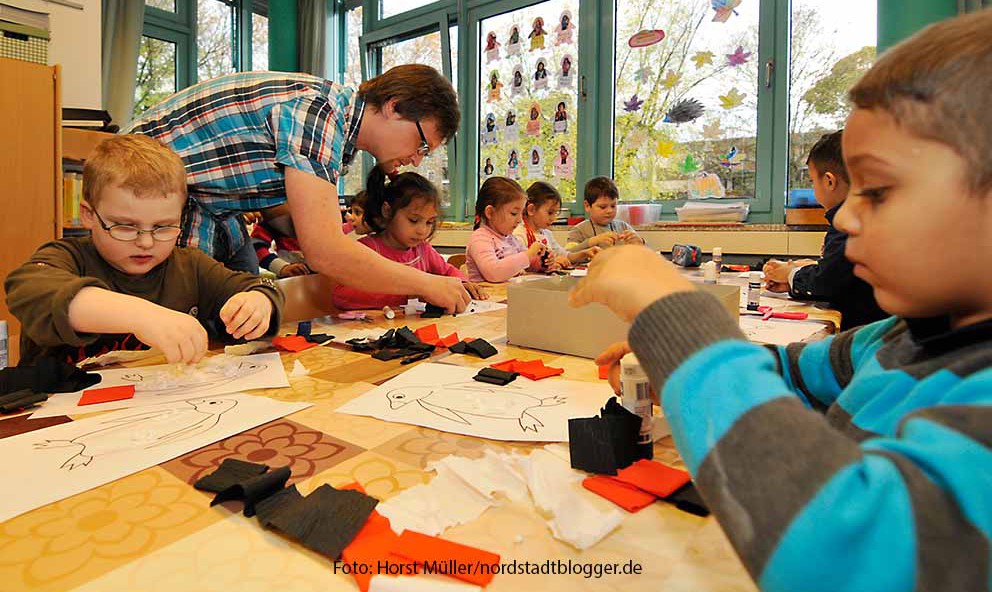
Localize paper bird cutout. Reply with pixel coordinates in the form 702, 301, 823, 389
623, 94, 645, 112
663, 98, 705, 124
719, 87, 745, 109
692, 51, 715, 68
661, 70, 682, 89
727, 45, 752, 67
720, 145, 742, 168
656, 140, 676, 158
712, 0, 742, 23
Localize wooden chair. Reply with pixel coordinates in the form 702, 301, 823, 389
276, 274, 339, 323
446, 253, 467, 271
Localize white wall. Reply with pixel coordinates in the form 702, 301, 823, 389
11, 0, 102, 109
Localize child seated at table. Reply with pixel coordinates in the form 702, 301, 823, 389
466, 177, 547, 282
513, 181, 599, 270
332, 170, 486, 309
5, 135, 284, 365
346, 190, 372, 236
763, 131, 886, 330
566, 176, 644, 252
573, 10, 992, 591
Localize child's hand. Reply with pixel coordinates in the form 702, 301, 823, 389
527, 241, 548, 260
278, 263, 310, 278
589, 233, 617, 248
555, 255, 572, 269
619, 230, 643, 245
220, 291, 273, 340
595, 341, 659, 404
578, 246, 602, 263
570, 245, 693, 323
463, 281, 489, 300
134, 306, 208, 364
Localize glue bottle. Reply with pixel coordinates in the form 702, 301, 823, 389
711, 247, 723, 281
747, 271, 762, 311
620, 354, 653, 460
0, 320, 7, 369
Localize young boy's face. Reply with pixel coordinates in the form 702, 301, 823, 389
586, 195, 617, 226
81, 184, 184, 276
835, 107, 992, 326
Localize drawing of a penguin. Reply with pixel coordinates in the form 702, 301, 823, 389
386, 382, 565, 432
120, 360, 266, 396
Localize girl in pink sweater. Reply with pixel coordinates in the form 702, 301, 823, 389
333, 171, 486, 309
466, 177, 547, 282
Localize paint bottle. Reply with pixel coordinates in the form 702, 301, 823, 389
620, 354, 653, 460
701, 261, 717, 283
747, 271, 762, 311
0, 320, 7, 369
712, 247, 723, 281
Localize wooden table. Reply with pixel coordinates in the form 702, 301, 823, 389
0, 283, 772, 592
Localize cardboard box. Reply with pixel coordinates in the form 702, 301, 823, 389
507, 276, 739, 359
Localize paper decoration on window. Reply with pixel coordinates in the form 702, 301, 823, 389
528, 146, 544, 179
558, 55, 575, 87
678, 154, 701, 174
552, 101, 568, 135
635, 66, 652, 84
626, 128, 648, 149
712, 0, 742, 23
504, 110, 519, 142
702, 120, 724, 140
507, 24, 522, 56
656, 140, 676, 158
526, 102, 542, 136
555, 10, 574, 45
623, 94, 644, 112
689, 171, 726, 199
553, 145, 574, 178
529, 17, 546, 51
628, 29, 666, 48
482, 157, 495, 178
485, 31, 500, 62
661, 69, 681, 90
692, 50, 714, 68
533, 58, 549, 91
511, 66, 525, 96
719, 146, 742, 169
719, 87, 745, 109
663, 98, 705, 123
507, 149, 521, 179
726, 45, 752, 67
482, 112, 499, 145
486, 71, 503, 102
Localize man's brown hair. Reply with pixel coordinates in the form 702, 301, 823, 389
359, 64, 460, 143
849, 9, 992, 193
583, 176, 619, 205
83, 135, 186, 206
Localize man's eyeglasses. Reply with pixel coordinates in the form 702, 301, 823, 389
92, 209, 182, 242
415, 120, 431, 158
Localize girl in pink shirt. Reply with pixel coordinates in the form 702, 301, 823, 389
466, 177, 547, 282
333, 171, 486, 309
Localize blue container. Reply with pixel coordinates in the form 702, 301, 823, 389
788, 188, 818, 208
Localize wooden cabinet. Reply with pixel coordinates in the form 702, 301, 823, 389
0, 57, 61, 365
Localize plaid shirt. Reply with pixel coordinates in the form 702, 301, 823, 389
126, 72, 356, 260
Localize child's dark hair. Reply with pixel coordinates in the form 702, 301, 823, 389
525, 181, 562, 214
364, 167, 441, 238
806, 130, 849, 184
474, 176, 525, 229
349, 190, 368, 211
583, 176, 619, 205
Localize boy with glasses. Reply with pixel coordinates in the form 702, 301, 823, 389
5, 135, 283, 365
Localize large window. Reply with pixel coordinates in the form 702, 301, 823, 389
197, 0, 237, 81
134, 35, 179, 115
613, 0, 759, 202
381, 0, 439, 20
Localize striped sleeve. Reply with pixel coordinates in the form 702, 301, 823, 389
270, 95, 347, 184
629, 294, 991, 592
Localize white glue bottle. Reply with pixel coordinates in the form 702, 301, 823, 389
747, 271, 762, 311
712, 247, 723, 281
0, 320, 7, 369
620, 354, 653, 460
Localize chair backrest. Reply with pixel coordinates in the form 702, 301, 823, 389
446, 253, 467, 270
276, 274, 338, 323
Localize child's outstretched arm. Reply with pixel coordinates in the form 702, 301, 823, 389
191, 251, 284, 341
466, 234, 531, 283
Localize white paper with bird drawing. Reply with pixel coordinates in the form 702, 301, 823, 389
0, 394, 309, 523
30, 353, 290, 418
336, 363, 614, 441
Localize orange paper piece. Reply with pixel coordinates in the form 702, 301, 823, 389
598, 365, 610, 380
582, 475, 656, 513
488, 358, 564, 380
271, 335, 317, 352
489, 359, 518, 373
340, 482, 402, 592
415, 324, 440, 345
438, 332, 460, 348
615, 460, 691, 498
78, 385, 136, 406
391, 530, 500, 587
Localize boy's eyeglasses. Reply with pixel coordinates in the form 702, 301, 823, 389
415, 120, 431, 158
92, 209, 182, 242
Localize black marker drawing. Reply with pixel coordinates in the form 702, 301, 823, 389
34, 397, 237, 470
119, 360, 267, 397
386, 382, 565, 432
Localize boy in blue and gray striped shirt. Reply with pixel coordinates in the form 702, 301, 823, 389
574, 10, 992, 592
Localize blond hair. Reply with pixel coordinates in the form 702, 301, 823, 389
849, 9, 992, 193
83, 135, 187, 206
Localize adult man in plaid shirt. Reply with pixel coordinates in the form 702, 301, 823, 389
127, 65, 470, 313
